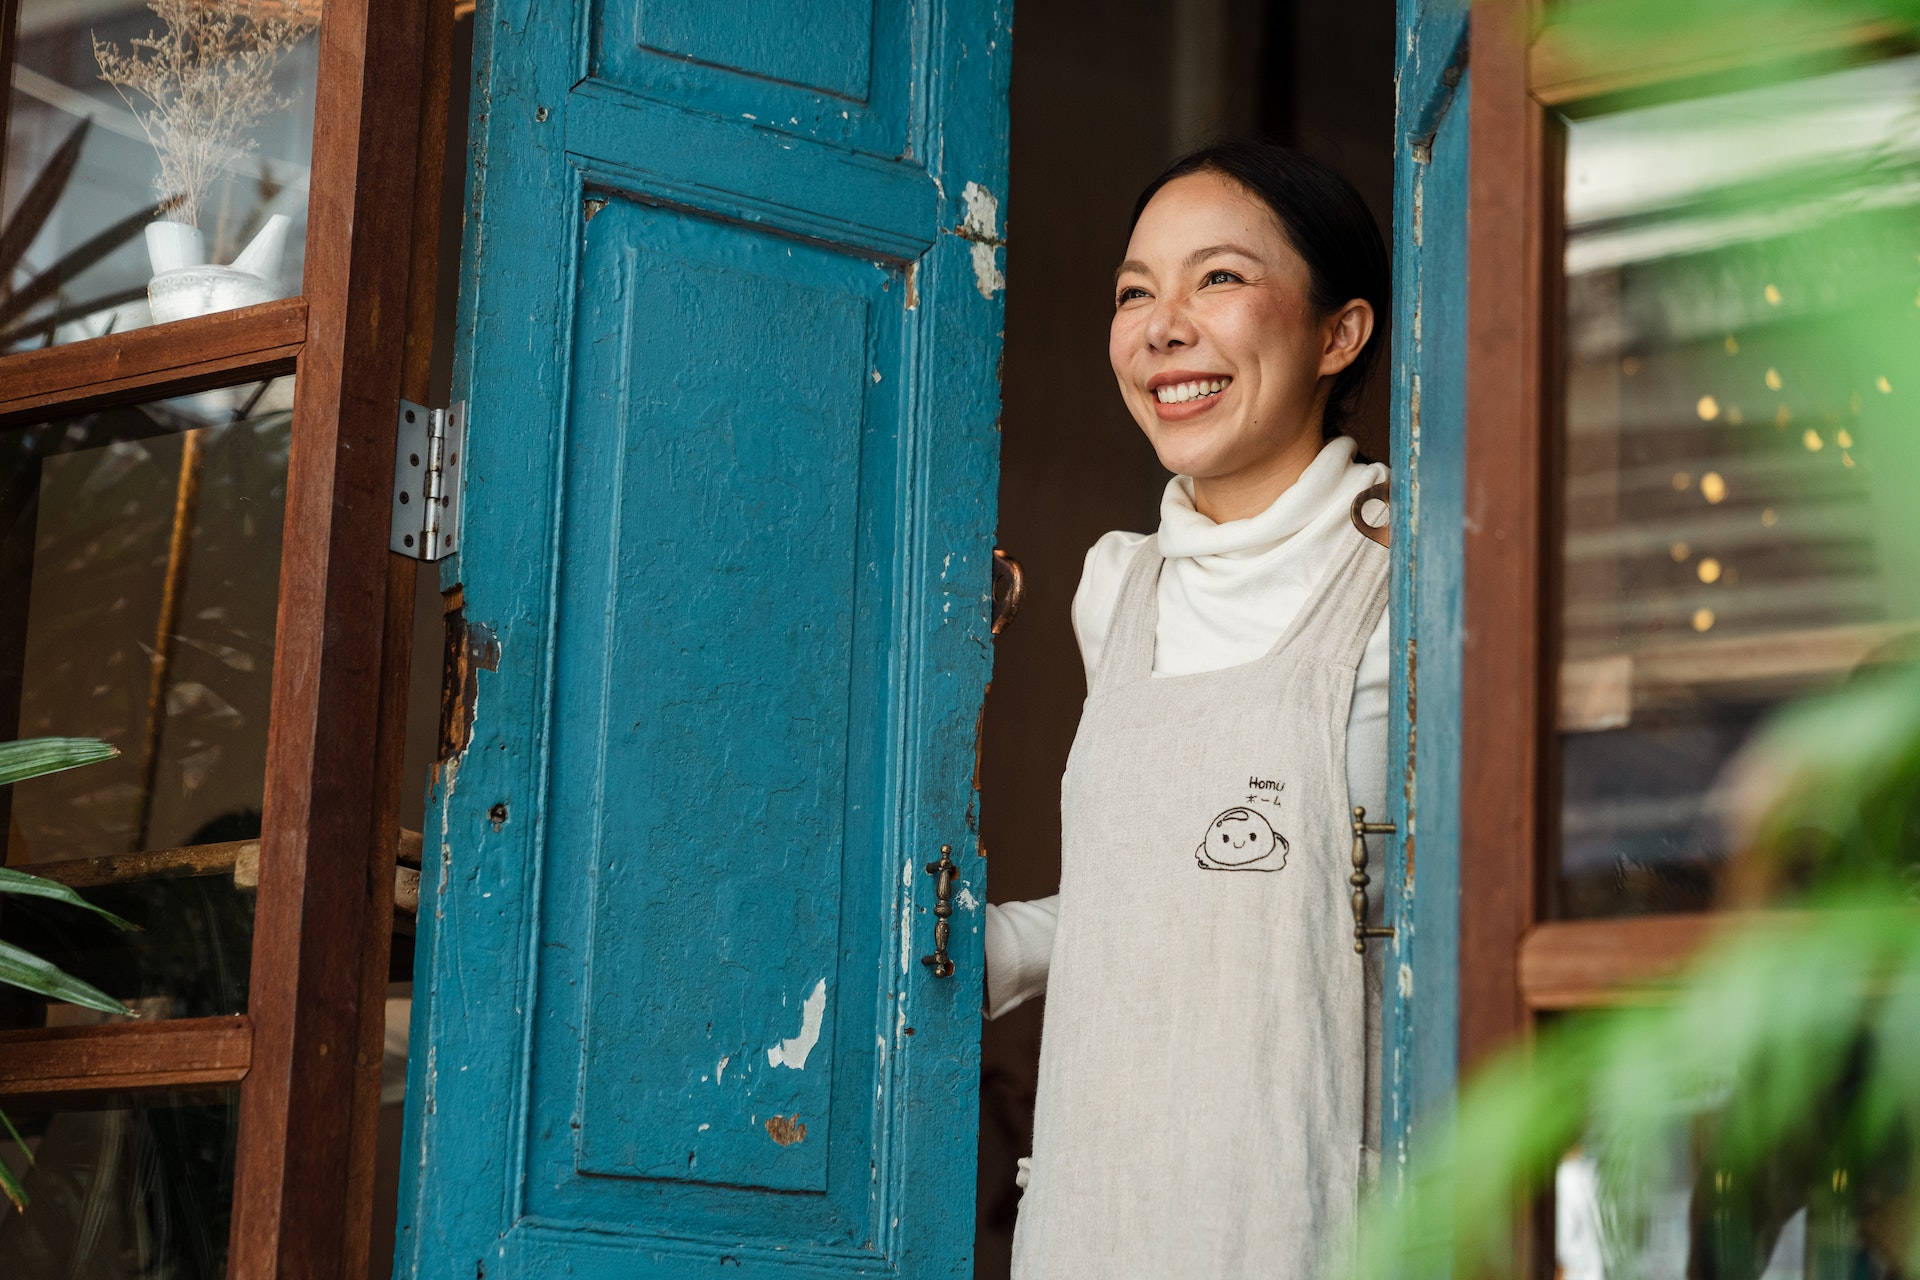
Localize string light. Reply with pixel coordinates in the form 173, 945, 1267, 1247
1696, 396, 1720, 421
1764, 368, 1782, 390
1803, 428, 1824, 452
1764, 284, 1783, 305
1700, 472, 1727, 504
1697, 557, 1723, 584
1876, 376, 1892, 393
1836, 428, 1853, 449
1693, 608, 1716, 632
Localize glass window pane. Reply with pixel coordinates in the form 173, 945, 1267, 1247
0, 377, 292, 1026
2, 0, 318, 353
0, 1090, 238, 1278
1555, 56, 1920, 918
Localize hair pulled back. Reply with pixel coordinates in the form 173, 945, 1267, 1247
1130, 139, 1388, 438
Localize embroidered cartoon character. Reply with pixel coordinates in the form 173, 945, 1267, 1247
1195, 806, 1289, 872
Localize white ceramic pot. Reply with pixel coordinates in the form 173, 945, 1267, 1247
148, 265, 280, 325
144, 219, 207, 274
144, 214, 292, 324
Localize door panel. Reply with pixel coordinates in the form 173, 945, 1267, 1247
1384, 0, 1469, 1171
592, 0, 913, 155
398, 1, 1011, 1276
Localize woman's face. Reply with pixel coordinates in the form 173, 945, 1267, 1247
1109, 171, 1367, 514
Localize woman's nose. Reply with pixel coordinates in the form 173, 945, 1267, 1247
1144, 296, 1194, 351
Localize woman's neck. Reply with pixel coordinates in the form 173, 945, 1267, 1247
1189, 427, 1326, 523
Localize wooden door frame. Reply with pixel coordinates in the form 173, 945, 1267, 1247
0, 0, 452, 1273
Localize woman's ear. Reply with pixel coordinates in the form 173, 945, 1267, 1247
1318, 299, 1376, 378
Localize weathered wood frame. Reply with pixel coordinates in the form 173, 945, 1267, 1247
0, 0, 451, 1273
1461, 0, 1919, 1042
1458, 3, 1914, 1269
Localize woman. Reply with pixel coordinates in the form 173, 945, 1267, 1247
984, 138, 1391, 1279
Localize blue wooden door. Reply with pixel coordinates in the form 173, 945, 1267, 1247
1383, 0, 1469, 1176
396, 3, 1011, 1277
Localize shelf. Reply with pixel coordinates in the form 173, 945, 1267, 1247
0, 298, 307, 428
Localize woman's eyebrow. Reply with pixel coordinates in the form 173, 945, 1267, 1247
1113, 244, 1265, 284
1184, 243, 1263, 268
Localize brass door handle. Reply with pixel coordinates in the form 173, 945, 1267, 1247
1350, 807, 1398, 955
921, 844, 957, 978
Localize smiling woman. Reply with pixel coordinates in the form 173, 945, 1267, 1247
982, 139, 1393, 1280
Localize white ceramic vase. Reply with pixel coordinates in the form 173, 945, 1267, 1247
145, 214, 292, 325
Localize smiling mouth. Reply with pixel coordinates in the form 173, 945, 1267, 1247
1154, 377, 1230, 405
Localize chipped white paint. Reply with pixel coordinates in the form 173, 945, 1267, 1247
716, 1054, 731, 1084
956, 885, 978, 912
961, 181, 999, 239
961, 181, 1005, 298
970, 243, 1005, 298
1397, 963, 1414, 999
766, 979, 827, 1070
697, 1122, 710, 1132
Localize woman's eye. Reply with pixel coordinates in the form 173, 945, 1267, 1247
1203, 269, 1242, 286
1115, 286, 1147, 306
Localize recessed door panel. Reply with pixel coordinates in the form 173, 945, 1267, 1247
555, 201, 884, 1207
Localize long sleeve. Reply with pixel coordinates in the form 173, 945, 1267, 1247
984, 895, 1059, 1019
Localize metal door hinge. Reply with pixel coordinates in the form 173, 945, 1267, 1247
391, 399, 466, 562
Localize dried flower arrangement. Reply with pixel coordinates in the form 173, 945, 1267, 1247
92, 0, 317, 232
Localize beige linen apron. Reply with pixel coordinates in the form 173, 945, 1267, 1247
1011, 524, 1388, 1280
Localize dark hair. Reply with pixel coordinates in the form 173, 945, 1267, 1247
1130, 139, 1389, 438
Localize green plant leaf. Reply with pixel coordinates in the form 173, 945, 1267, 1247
0, 1144, 23, 1212
0, 869, 138, 932
0, 116, 91, 281
0, 198, 173, 330
0, 738, 118, 787
0, 939, 131, 1017
0, 1105, 31, 1209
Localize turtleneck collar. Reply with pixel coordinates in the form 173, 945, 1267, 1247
1155, 436, 1361, 561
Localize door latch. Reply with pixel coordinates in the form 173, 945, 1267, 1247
391, 399, 466, 562
921, 844, 957, 978
1349, 807, 1397, 954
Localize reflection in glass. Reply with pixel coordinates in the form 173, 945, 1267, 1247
1556, 57, 1920, 917
1555, 1121, 1906, 1280
0, 378, 292, 1027
1, 0, 318, 352
0, 1091, 238, 1279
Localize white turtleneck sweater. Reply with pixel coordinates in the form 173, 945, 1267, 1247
984, 435, 1389, 1019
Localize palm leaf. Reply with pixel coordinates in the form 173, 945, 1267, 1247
0, 939, 131, 1016
0, 117, 92, 283
0, 738, 118, 787
0, 283, 150, 350
0, 1145, 23, 1213
0, 1106, 30, 1211
0, 868, 138, 932
0, 199, 171, 330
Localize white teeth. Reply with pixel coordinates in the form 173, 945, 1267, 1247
1154, 378, 1229, 404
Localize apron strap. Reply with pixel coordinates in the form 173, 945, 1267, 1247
1089, 535, 1164, 691
1274, 526, 1390, 669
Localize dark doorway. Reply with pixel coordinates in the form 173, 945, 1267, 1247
976, 1, 1395, 1273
